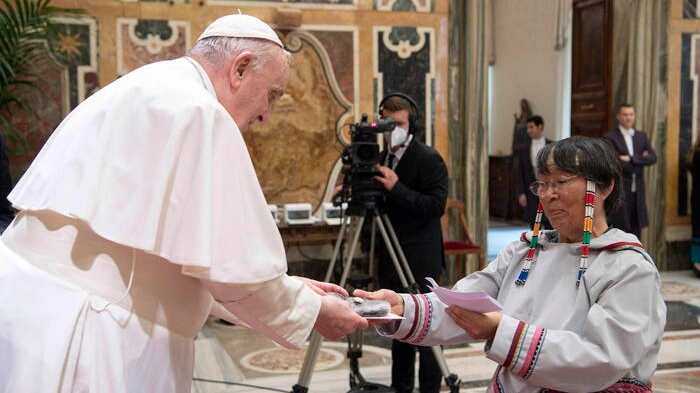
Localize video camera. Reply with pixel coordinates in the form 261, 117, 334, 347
335, 114, 396, 210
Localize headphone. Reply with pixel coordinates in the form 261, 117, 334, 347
378, 92, 421, 135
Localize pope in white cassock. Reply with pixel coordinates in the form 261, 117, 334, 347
0, 13, 368, 393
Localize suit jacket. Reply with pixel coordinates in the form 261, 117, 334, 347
513, 137, 552, 226
0, 133, 14, 233
602, 128, 657, 230
376, 139, 448, 293
689, 150, 700, 232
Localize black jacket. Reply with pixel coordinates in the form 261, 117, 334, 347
376, 139, 448, 293
602, 128, 657, 230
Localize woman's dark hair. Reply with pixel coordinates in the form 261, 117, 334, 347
535, 136, 622, 214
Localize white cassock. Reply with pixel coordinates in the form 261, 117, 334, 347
0, 57, 320, 393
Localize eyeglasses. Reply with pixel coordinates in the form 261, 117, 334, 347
528, 175, 579, 196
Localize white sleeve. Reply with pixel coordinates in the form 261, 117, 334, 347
202, 274, 321, 349
375, 242, 521, 345
376, 293, 471, 346
485, 257, 665, 391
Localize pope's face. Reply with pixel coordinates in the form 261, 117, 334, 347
226, 50, 289, 132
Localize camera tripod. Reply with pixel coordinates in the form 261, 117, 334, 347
290, 200, 460, 393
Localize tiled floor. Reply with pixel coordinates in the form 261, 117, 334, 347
191, 269, 700, 393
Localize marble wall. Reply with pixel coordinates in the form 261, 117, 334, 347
663, 0, 700, 269
668, 0, 700, 236
5, 15, 98, 177
11, 0, 448, 214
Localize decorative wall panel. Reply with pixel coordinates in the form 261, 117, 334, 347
375, 26, 435, 144
678, 33, 696, 217
684, 0, 699, 18
666, 0, 700, 241
10, 1, 448, 216
51, 17, 99, 110
116, 18, 191, 75
120, 0, 189, 3
243, 29, 355, 210
376, 0, 432, 12
6, 16, 97, 175
205, 0, 355, 7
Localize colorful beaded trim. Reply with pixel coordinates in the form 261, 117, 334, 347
515, 179, 595, 287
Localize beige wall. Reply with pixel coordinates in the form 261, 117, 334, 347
489, 0, 570, 155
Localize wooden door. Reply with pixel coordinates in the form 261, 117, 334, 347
571, 0, 613, 138
488, 155, 522, 220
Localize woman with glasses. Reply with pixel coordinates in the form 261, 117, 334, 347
356, 136, 666, 392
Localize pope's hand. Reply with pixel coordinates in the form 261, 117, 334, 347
314, 295, 368, 340
293, 276, 348, 297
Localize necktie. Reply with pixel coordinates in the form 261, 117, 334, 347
387, 154, 396, 169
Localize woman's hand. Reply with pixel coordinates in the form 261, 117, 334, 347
445, 307, 502, 340
353, 288, 404, 317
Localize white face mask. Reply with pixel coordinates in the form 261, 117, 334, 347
384, 126, 409, 149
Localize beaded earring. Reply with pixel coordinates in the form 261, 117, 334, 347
515, 179, 596, 287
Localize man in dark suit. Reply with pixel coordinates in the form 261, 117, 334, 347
513, 115, 552, 228
0, 133, 14, 233
373, 92, 448, 393
603, 103, 657, 238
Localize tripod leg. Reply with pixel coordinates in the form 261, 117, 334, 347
291, 331, 324, 393
337, 215, 366, 289
323, 214, 351, 282
346, 328, 365, 387
374, 213, 461, 393
291, 215, 367, 392
368, 217, 377, 289
431, 346, 461, 393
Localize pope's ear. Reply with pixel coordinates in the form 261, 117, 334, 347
229, 51, 254, 81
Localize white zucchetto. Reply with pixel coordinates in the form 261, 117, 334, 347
197, 14, 283, 47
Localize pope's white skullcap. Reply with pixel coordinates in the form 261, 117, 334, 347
198, 14, 283, 47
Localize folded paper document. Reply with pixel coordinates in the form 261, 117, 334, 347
425, 277, 502, 313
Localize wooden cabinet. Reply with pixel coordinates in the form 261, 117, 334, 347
489, 155, 521, 220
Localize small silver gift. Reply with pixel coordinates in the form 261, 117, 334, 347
346, 296, 390, 317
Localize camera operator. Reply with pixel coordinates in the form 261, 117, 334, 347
373, 93, 448, 393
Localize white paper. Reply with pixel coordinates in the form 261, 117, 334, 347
425, 277, 503, 313
365, 313, 404, 320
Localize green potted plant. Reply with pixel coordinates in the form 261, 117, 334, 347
0, 0, 82, 154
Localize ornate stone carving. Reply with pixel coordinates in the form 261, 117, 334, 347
243, 30, 354, 211
116, 18, 190, 75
